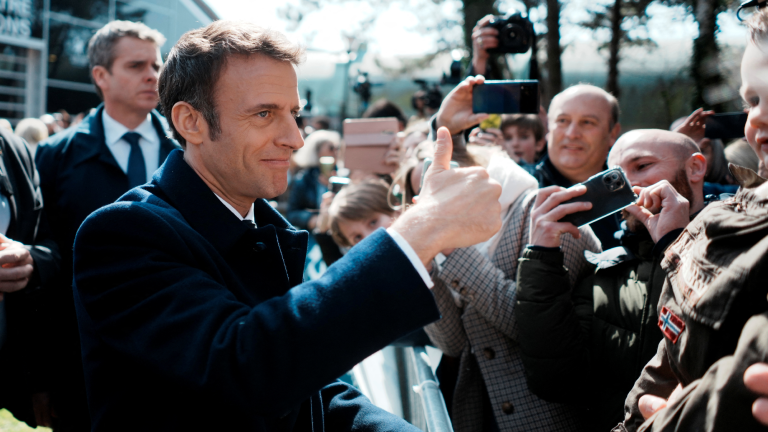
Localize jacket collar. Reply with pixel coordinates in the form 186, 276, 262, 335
152, 149, 298, 256
69, 104, 178, 170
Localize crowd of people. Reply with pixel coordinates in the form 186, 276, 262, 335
0, 6, 764, 432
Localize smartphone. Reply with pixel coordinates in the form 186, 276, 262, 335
342, 118, 398, 174
559, 167, 637, 228
705, 113, 748, 140
472, 80, 539, 114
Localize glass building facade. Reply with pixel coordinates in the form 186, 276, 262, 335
0, 0, 216, 123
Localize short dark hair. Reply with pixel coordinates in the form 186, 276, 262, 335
362, 99, 407, 128
88, 21, 166, 99
158, 21, 304, 147
500, 114, 545, 141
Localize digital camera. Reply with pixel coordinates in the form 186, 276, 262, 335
485, 12, 534, 54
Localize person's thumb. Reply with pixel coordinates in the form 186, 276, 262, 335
429, 127, 454, 174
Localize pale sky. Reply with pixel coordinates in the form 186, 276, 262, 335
209, 0, 749, 78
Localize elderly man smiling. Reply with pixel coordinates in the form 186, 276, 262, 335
70, 21, 502, 432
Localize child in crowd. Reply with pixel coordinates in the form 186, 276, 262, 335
327, 180, 398, 247
499, 114, 546, 172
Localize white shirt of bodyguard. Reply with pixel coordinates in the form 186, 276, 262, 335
214, 195, 433, 288
102, 110, 161, 183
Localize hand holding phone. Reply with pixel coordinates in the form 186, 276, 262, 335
558, 167, 637, 228
529, 185, 592, 248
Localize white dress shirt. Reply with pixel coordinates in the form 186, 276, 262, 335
102, 110, 161, 183
213, 195, 433, 288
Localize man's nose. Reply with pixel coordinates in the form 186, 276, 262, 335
565, 122, 581, 138
276, 116, 304, 150
145, 66, 159, 82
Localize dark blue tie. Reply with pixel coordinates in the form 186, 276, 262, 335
123, 132, 146, 188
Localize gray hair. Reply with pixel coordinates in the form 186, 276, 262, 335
158, 20, 304, 148
15, 118, 48, 146
88, 20, 166, 99
293, 130, 340, 168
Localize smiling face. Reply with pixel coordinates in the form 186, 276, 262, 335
338, 212, 394, 246
741, 40, 768, 175
187, 54, 304, 206
548, 89, 619, 183
93, 37, 162, 117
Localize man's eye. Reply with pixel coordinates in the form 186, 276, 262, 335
637, 163, 651, 170
292, 112, 301, 119
257, 111, 269, 118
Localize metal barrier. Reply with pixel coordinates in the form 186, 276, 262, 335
406, 346, 454, 432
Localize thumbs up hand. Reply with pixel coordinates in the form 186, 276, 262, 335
390, 127, 502, 266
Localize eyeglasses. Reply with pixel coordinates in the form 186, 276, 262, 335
738, 0, 766, 21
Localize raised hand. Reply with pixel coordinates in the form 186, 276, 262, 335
435, 76, 490, 136
624, 181, 690, 244
390, 127, 502, 266
529, 185, 591, 248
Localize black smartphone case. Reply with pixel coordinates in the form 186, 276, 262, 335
559, 167, 637, 228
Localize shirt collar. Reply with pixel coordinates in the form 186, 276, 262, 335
102, 109, 157, 146
214, 193, 256, 224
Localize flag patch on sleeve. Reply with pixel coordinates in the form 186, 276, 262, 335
658, 306, 685, 344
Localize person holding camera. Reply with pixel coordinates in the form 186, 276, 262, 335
515, 129, 709, 431
431, 75, 623, 249
420, 76, 599, 431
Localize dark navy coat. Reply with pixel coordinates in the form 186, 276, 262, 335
34, 104, 180, 428
73, 149, 440, 431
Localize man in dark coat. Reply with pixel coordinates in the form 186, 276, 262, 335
72, 20, 503, 431
34, 21, 179, 430
516, 129, 708, 431
0, 129, 60, 428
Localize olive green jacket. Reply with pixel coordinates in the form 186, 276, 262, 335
516, 229, 669, 431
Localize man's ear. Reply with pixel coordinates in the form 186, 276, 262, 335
172, 102, 208, 146
687, 153, 708, 183
91, 66, 109, 94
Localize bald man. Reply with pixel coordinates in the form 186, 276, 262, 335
515, 129, 711, 431
433, 81, 625, 248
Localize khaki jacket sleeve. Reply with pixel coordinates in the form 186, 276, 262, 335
633, 312, 768, 432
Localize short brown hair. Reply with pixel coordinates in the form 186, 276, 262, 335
500, 114, 545, 141
88, 21, 166, 99
747, 7, 768, 44
329, 180, 395, 247
158, 21, 304, 147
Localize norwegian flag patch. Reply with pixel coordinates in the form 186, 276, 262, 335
658, 306, 685, 344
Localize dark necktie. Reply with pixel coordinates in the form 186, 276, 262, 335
122, 132, 146, 188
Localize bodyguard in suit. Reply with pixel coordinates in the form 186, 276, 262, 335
34, 21, 178, 430
72, 20, 503, 431
0, 128, 60, 429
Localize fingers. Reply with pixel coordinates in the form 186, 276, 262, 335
638, 394, 667, 420
428, 127, 454, 174
624, 204, 653, 225
534, 185, 588, 216
754, 399, 768, 427
745, 363, 768, 395
0, 246, 31, 266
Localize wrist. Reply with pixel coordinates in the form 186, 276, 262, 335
389, 214, 442, 266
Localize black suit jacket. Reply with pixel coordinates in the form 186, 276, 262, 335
73, 149, 440, 431
34, 104, 179, 428
0, 129, 60, 426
